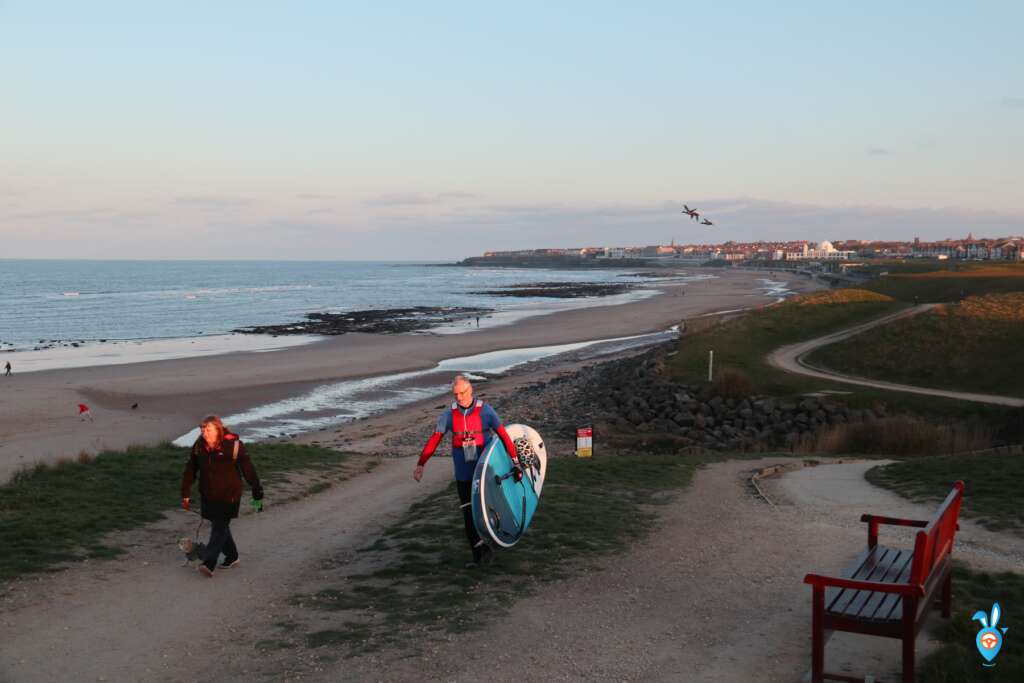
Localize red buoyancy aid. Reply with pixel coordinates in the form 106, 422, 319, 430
451, 400, 485, 448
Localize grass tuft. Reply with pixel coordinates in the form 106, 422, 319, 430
918, 563, 1024, 682
865, 452, 1024, 534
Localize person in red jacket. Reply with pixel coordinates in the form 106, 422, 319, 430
181, 415, 263, 577
414, 375, 521, 567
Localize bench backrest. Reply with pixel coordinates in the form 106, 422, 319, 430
910, 481, 964, 585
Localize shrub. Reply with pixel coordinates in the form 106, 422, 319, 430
792, 289, 895, 305
714, 366, 753, 399
796, 414, 994, 456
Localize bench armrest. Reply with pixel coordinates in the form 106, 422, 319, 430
861, 514, 960, 548
860, 514, 929, 528
804, 573, 926, 597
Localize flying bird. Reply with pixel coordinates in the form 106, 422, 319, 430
131, 403, 139, 410
681, 205, 700, 221
701, 218, 713, 226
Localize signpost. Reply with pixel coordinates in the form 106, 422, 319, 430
575, 426, 593, 458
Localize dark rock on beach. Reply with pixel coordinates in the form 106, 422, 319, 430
470, 281, 633, 298
233, 306, 493, 336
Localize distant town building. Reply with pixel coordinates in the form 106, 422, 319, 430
479, 234, 1024, 264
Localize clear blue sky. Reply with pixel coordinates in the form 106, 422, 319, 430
2, 1, 1022, 259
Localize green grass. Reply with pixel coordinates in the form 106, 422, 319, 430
806, 299, 1024, 397
862, 264, 1024, 303
665, 289, 1023, 439
865, 453, 1024, 534
288, 453, 701, 655
666, 293, 904, 397
0, 442, 348, 582
919, 563, 1024, 683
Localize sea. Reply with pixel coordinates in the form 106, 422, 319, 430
0, 260, 778, 444
0, 260, 688, 370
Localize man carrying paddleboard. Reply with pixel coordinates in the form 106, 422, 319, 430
414, 374, 521, 567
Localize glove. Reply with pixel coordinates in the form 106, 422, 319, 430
251, 498, 264, 513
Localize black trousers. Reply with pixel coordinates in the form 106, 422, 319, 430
203, 517, 238, 570
456, 480, 481, 551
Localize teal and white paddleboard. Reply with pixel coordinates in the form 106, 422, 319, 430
471, 424, 547, 548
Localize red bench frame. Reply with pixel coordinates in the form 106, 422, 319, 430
803, 481, 964, 683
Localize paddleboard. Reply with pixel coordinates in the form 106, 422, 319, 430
471, 423, 547, 548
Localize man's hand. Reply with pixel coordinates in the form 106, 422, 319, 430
511, 466, 523, 483
413, 465, 424, 482
182, 497, 190, 511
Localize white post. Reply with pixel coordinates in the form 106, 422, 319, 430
708, 350, 714, 382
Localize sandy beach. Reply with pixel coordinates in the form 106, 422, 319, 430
0, 268, 820, 482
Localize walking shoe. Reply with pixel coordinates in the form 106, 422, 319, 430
220, 558, 240, 569
198, 564, 214, 578
478, 543, 494, 566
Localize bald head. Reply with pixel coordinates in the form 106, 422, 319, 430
452, 374, 474, 408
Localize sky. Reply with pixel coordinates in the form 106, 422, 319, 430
1, 1, 1022, 260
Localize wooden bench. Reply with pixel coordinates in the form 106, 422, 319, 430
803, 481, 964, 683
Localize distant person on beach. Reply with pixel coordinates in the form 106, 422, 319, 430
181, 415, 264, 577
77, 403, 92, 421
4, 361, 10, 376
414, 375, 521, 567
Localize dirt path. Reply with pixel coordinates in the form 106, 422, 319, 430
767, 304, 1024, 407
0, 456, 451, 682
4, 449, 1018, 682
309, 458, 1022, 683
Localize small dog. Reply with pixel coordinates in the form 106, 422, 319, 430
177, 537, 208, 566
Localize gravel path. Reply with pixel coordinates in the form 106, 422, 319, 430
309, 458, 1021, 682
767, 304, 1024, 407
2, 448, 1017, 682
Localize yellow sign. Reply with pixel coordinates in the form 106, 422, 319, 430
576, 426, 593, 458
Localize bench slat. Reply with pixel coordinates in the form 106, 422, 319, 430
856, 551, 914, 622
827, 545, 906, 617
824, 545, 883, 613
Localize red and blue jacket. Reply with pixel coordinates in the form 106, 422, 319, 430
418, 399, 518, 481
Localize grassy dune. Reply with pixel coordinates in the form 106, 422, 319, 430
665, 286, 1021, 442
666, 288, 904, 397
806, 294, 1024, 397
863, 264, 1024, 303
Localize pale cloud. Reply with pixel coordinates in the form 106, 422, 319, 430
4, 197, 1023, 260
435, 191, 479, 201
867, 147, 891, 156
1000, 96, 1024, 109
295, 193, 336, 200
362, 191, 479, 207
174, 195, 253, 210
